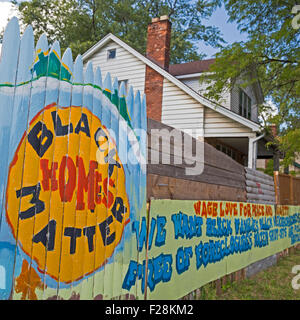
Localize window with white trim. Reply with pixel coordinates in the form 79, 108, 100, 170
239, 88, 252, 120
107, 48, 116, 60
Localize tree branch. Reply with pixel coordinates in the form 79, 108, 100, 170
259, 56, 297, 64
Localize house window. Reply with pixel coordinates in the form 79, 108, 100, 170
216, 144, 237, 161
239, 88, 252, 120
107, 48, 116, 60
232, 151, 236, 161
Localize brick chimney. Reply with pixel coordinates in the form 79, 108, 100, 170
146, 15, 171, 70
144, 16, 172, 121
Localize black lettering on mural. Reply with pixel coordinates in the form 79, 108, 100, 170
64, 227, 82, 254
51, 111, 73, 136
94, 128, 108, 150
16, 183, 45, 220
111, 197, 126, 223
83, 226, 96, 252
99, 215, 115, 246
106, 149, 121, 177
94, 128, 121, 178
32, 219, 56, 251
28, 121, 53, 157
75, 113, 90, 137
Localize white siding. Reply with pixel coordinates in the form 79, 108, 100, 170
180, 74, 259, 123
162, 78, 204, 137
181, 77, 201, 92
162, 78, 253, 138
180, 75, 231, 109
83, 40, 146, 94
204, 107, 253, 137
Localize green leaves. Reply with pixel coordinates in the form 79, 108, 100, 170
202, 0, 300, 166
16, 0, 224, 63
18, 0, 88, 53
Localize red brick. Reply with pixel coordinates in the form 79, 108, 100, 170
145, 17, 171, 121
146, 18, 171, 71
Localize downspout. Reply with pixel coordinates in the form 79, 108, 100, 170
248, 133, 265, 169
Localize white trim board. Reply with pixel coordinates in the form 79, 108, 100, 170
204, 132, 256, 138
175, 72, 205, 79
82, 34, 261, 133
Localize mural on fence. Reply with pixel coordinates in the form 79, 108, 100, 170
133, 200, 300, 299
0, 18, 147, 300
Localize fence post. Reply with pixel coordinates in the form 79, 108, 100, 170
143, 199, 152, 300
274, 171, 280, 204
290, 175, 294, 205
215, 279, 222, 296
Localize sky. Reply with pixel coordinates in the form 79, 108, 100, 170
0, 1, 247, 58
0, 1, 18, 33
198, 4, 248, 58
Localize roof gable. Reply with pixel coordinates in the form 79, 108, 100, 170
82, 34, 261, 133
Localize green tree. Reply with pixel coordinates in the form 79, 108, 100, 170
201, 0, 300, 166
13, 0, 92, 54
264, 159, 274, 177
14, 0, 224, 62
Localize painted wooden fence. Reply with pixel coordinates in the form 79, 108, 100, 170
147, 118, 247, 203
145, 199, 300, 300
0, 18, 147, 300
274, 172, 300, 205
2, 17, 299, 302
245, 168, 276, 205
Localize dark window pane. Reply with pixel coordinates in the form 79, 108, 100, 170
107, 49, 116, 60
239, 89, 243, 115
247, 96, 252, 119
243, 92, 247, 117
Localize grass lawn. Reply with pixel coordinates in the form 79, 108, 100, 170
199, 248, 300, 300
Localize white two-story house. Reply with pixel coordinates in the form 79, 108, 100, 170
82, 15, 274, 168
